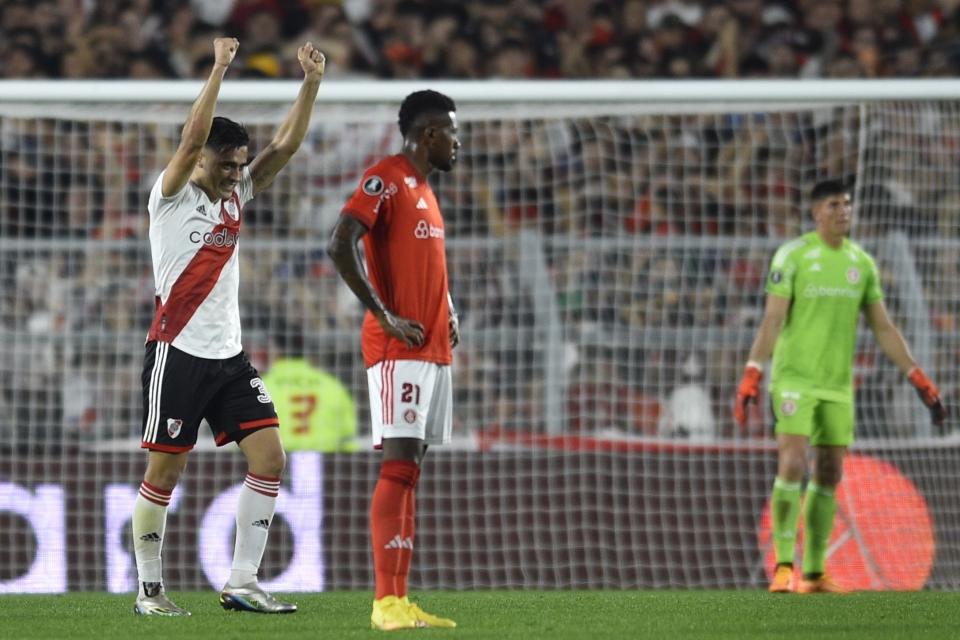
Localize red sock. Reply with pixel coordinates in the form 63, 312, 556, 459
371, 459, 419, 600
396, 465, 420, 597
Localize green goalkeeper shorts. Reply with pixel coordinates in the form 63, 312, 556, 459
770, 385, 854, 446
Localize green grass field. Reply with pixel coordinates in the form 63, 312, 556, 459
4, 591, 959, 639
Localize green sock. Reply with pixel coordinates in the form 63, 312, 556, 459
801, 482, 837, 576
770, 477, 802, 566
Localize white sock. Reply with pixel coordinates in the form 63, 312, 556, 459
228, 473, 280, 588
132, 481, 171, 595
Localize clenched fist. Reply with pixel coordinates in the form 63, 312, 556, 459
213, 37, 239, 68
298, 42, 325, 79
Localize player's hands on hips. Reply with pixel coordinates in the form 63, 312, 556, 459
908, 366, 946, 426
298, 42, 325, 79
449, 310, 460, 349
376, 311, 424, 349
213, 38, 239, 68
734, 363, 763, 425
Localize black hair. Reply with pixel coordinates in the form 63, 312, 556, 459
396, 1, 423, 17
591, 2, 615, 19
810, 177, 851, 202
129, 50, 177, 79
205, 116, 249, 153
739, 54, 769, 76
398, 90, 456, 138
7, 27, 41, 48
432, 3, 469, 24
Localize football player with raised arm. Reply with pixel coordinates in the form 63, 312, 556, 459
132, 38, 324, 616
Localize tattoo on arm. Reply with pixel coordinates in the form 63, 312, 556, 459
327, 215, 388, 317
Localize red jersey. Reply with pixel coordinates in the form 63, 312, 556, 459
342, 154, 452, 367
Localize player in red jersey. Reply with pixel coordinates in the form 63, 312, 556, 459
328, 90, 460, 631
132, 38, 324, 616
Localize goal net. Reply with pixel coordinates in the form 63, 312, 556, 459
1, 80, 959, 592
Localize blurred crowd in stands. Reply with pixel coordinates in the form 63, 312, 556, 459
2, 1, 960, 447
2, 0, 960, 80
7, 106, 958, 242
2, 100, 959, 445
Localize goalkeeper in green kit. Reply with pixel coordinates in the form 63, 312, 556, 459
734, 178, 946, 594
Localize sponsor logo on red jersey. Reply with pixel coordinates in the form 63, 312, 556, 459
414, 219, 444, 239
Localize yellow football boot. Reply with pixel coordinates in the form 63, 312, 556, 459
768, 565, 795, 593
403, 596, 457, 628
797, 574, 849, 594
371, 595, 420, 631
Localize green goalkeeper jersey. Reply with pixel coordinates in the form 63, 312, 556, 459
766, 231, 884, 401
262, 358, 359, 453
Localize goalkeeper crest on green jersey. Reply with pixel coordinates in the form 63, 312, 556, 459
766, 231, 884, 401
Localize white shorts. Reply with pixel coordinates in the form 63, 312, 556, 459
367, 360, 452, 447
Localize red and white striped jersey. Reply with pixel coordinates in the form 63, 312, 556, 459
145, 168, 253, 359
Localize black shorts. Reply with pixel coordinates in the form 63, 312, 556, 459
141, 341, 279, 453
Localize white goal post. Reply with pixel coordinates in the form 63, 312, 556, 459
1, 79, 960, 593
3, 78, 960, 103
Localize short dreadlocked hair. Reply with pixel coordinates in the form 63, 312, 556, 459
205, 116, 250, 153
398, 90, 457, 138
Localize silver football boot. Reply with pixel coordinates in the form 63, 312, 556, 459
219, 582, 298, 614
134, 582, 191, 616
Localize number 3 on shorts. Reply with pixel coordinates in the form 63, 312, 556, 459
250, 377, 273, 403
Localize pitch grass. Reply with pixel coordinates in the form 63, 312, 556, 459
4, 591, 960, 639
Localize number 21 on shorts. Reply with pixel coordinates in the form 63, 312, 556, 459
401, 382, 421, 405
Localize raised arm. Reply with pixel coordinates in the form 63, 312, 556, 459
734, 293, 790, 425
326, 214, 424, 348
161, 38, 238, 197
248, 43, 325, 195
863, 300, 946, 425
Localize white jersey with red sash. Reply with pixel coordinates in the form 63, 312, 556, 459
146, 168, 253, 359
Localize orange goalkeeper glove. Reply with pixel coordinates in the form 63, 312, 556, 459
734, 363, 763, 426
908, 366, 947, 426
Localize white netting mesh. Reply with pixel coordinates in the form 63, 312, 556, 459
1, 90, 959, 592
